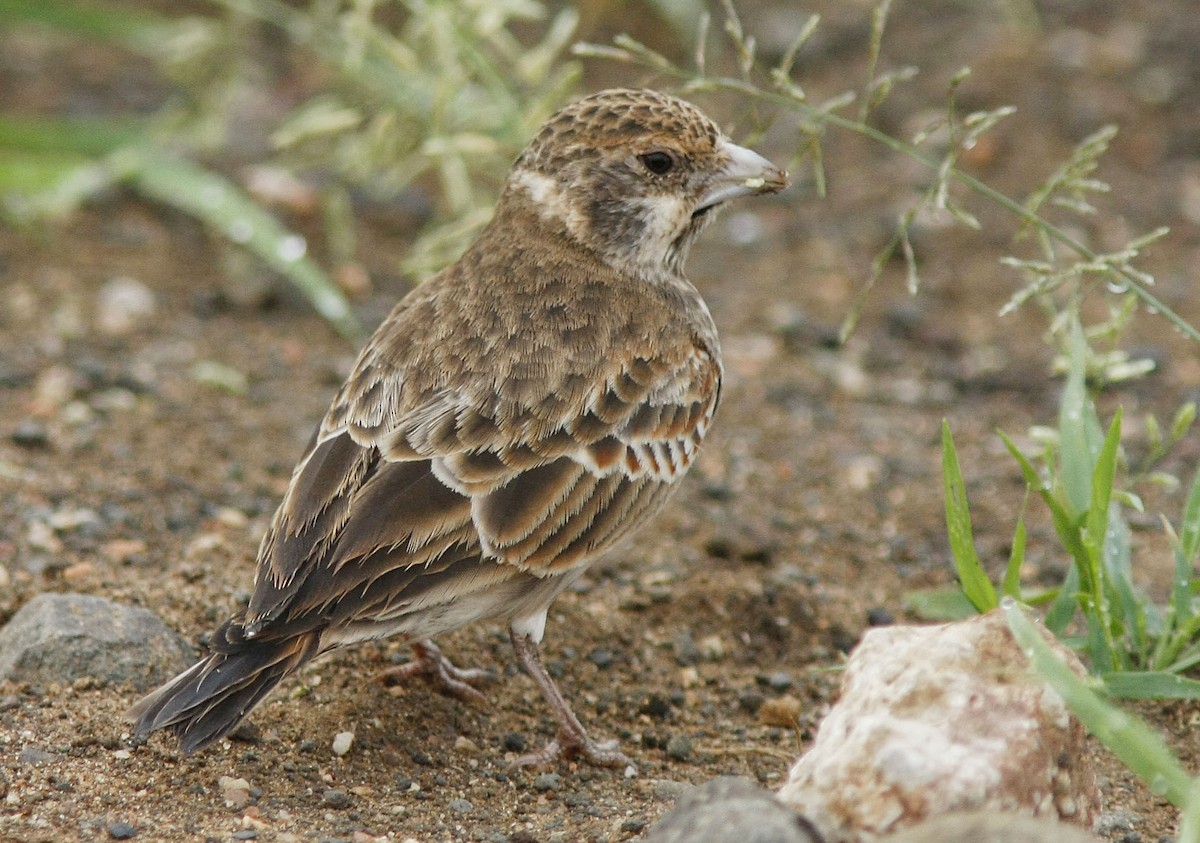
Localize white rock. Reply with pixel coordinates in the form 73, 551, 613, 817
777, 611, 1098, 842
332, 730, 354, 756
95, 276, 156, 336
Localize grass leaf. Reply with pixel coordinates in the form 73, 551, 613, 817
942, 421, 996, 612
1005, 601, 1195, 808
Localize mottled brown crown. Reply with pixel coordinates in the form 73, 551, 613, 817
515, 88, 721, 176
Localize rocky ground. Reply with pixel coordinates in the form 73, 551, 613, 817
3, 1, 1200, 841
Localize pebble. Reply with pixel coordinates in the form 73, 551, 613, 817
641, 777, 819, 843
332, 731, 354, 756
107, 822, 137, 839
533, 773, 562, 792
639, 694, 673, 720
761, 671, 794, 691
503, 733, 527, 753
219, 776, 253, 809
587, 648, 615, 669
95, 276, 156, 336
671, 632, 700, 666
867, 606, 895, 626
231, 831, 257, 841
10, 419, 49, 449
453, 735, 480, 755
0, 593, 193, 691
321, 788, 350, 809
448, 798, 473, 814
697, 634, 725, 661
665, 735, 693, 762
738, 690, 765, 714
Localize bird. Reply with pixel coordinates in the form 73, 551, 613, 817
128, 87, 788, 769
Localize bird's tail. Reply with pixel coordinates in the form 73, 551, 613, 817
127, 618, 321, 754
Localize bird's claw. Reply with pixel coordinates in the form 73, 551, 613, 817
376, 639, 495, 704
509, 733, 632, 770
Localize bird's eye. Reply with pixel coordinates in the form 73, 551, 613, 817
638, 151, 676, 175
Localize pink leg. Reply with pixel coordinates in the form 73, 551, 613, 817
376, 639, 494, 703
507, 627, 632, 769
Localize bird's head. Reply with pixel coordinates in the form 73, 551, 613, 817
507, 88, 789, 276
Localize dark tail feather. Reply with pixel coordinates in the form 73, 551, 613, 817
127, 622, 321, 755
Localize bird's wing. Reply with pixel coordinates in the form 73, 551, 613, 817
243, 338, 721, 635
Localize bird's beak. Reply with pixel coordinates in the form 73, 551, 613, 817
693, 141, 789, 217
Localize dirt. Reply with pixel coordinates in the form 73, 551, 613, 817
2, 1, 1200, 842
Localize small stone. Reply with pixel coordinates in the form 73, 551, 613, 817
11, 419, 49, 449
738, 690, 765, 714
448, 798, 473, 814
866, 606, 895, 626
621, 816, 649, 834
672, 632, 700, 666
95, 276, 156, 336
332, 731, 354, 756
503, 733, 527, 753
453, 735, 481, 755
697, 634, 726, 661
639, 693, 673, 720
587, 649, 614, 669
18, 747, 54, 766
219, 776, 253, 809
665, 735, 693, 762
533, 773, 562, 792
321, 788, 350, 809
0, 594, 193, 691
642, 777, 819, 843
231, 831, 257, 841
107, 822, 137, 840
410, 749, 434, 766
763, 671, 793, 691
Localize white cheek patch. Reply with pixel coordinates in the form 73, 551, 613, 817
510, 168, 589, 241
638, 194, 690, 243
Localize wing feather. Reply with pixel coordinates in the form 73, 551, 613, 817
244, 326, 720, 642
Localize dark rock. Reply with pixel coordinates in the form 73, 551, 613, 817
502, 732, 527, 753
107, 822, 137, 839
11, 419, 50, 449
0, 594, 193, 690
867, 606, 895, 626
665, 735, 693, 762
639, 693, 673, 720
672, 632, 701, 666
641, 777, 821, 843
532, 773, 561, 792
587, 649, 615, 669
321, 788, 350, 808
448, 798, 473, 814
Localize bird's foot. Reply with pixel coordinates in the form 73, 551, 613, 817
509, 732, 632, 770
376, 639, 495, 704
507, 626, 634, 771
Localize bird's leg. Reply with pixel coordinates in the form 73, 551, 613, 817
507, 627, 633, 770
376, 639, 495, 703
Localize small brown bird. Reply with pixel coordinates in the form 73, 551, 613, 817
129, 88, 788, 768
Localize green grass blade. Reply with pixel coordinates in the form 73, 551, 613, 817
1002, 489, 1029, 599
1180, 462, 1200, 566
1044, 564, 1079, 636
905, 587, 978, 621
0, 0, 169, 49
0, 114, 143, 156
114, 147, 364, 343
941, 421, 996, 612
1005, 600, 1195, 807
1102, 671, 1200, 701
1058, 321, 1095, 519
